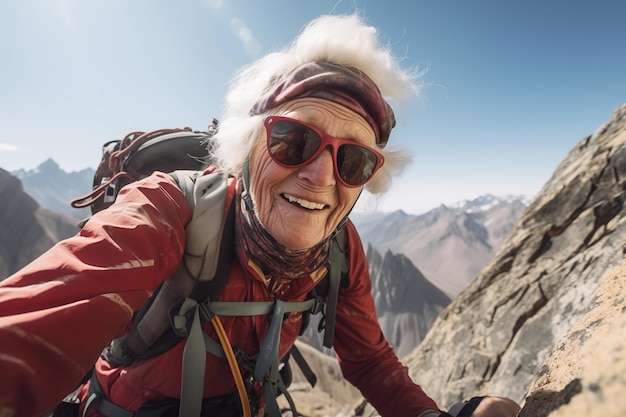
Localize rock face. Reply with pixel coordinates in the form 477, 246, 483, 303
397, 103, 626, 409
520, 258, 626, 417
0, 168, 79, 279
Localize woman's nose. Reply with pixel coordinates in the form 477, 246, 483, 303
297, 148, 336, 187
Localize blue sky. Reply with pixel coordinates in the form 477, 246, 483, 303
1, 0, 625, 214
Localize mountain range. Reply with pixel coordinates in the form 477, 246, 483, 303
1, 163, 457, 357
351, 194, 529, 297
11, 158, 93, 222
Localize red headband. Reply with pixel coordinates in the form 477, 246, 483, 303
250, 61, 395, 148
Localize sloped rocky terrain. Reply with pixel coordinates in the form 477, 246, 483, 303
520, 258, 626, 417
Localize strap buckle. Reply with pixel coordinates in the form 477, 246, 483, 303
309, 295, 326, 315
198, 299, 215, 322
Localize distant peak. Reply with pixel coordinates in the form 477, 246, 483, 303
38, 158, 61, 172
450, 194, 530, 213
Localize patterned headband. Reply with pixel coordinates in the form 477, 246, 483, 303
250, 61, 395, 148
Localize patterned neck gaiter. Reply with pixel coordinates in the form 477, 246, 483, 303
234, 183, 331, 291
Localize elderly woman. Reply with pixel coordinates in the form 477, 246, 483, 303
0, 13, 520, 417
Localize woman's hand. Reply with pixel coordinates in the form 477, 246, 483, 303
468, 396, 520, 417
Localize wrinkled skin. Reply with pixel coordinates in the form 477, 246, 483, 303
248, 98, 376, 250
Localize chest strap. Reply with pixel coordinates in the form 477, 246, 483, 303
172, 296, 319, 417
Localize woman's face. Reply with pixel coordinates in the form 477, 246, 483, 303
248, 98, 377, 249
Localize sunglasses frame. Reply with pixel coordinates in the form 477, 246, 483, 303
264, 115, 385, 187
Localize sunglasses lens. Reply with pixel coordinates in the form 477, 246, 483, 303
337, 145, 379, 186
267, 117, 381, 187
268, 120, 321, 166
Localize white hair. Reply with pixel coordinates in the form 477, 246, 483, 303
211, 13, 422, 194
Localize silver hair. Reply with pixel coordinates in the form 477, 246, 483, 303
211, 13, 422, 194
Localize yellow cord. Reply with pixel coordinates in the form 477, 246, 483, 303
210, 315, 252, 417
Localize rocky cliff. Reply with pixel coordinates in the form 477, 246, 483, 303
520, 257, 625, 416
387, 103, 626, 413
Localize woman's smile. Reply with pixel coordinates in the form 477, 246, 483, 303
282, 193, 328, 210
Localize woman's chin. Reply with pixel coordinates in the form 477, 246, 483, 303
271, 226, 325, 250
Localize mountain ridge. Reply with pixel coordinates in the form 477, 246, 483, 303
11, 158, 94, 221
0, 168, 79, 278
351, 194, 528, 297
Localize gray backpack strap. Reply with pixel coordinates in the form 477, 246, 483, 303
104, 171, 230, 362
322, 226, 348, 348
172, 170, 230, 284
176, 298, 206, 417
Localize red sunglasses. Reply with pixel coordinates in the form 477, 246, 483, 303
264, 116, 384, 187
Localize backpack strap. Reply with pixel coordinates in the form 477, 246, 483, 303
177, 298, 208, 417
83, 373, 134, 417
254, 300, 285, 417
288, 343, 317, 387
103, 171, 233, 364
174, 170, 231, 286
322, 226, 348, 348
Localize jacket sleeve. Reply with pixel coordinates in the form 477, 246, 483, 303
333, 221, 441, 417
0, 172, 192, 417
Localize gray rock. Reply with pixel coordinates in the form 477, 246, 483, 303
520, 259, 626, 416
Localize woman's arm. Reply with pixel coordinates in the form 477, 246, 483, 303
0, 172, 192, 417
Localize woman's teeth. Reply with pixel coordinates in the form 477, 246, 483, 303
283, 194, 325, 210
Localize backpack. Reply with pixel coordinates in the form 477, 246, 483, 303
71, 120, 219, 216
64, 121, 349, 417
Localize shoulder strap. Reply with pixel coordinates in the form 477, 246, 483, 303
172, 170, 236, 302
322, 226, 348, 348
174, 170, 230, 284
103, 171, 234, 363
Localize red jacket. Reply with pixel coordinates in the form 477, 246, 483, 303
0, 171, 439, 417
